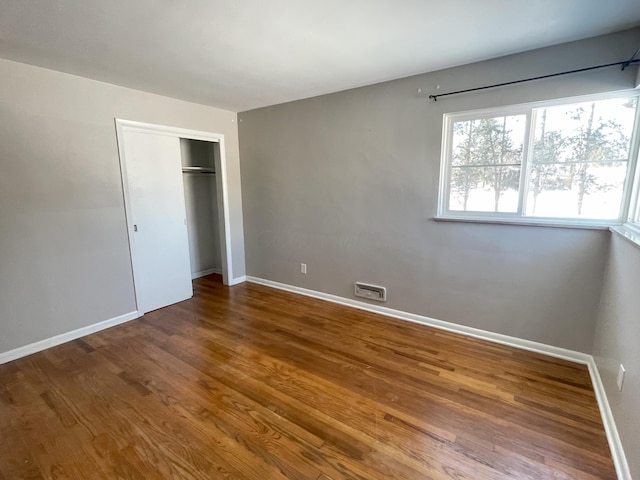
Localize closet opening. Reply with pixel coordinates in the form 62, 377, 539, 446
116, 119, 243, 315
180, 138, 223, 283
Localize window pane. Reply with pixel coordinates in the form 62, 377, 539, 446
527, 97, 637, 219
525, 162, 627, 219
450, 166, 520, 212
450, 115, 526, 212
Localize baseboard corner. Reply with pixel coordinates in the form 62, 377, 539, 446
586, 357, 632, 480
227, 275, 247, 286
246, 276, 589, 364
246, 275, 630, 480
192, 267, 222, 279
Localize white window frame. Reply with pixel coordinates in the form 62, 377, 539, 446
625, 124, 640, 234
437, 90, 640, 229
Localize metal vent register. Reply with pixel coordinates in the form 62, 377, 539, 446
354, 282, 387, 302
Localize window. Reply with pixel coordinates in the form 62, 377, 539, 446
626, 165, 640, 233
438, 93, 640, 227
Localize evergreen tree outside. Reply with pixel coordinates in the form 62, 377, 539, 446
528, 98, 634, 217
451, 120, 482, 211
450, 115, 524, 212
445, 95, 637, 221
529, 109, 568, 215
566, 101, 631, 215
475, 116, 523, 212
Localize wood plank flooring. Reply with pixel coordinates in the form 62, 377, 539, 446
0, 275, 616, 479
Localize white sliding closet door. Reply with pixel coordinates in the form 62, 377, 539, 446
122, 130, 193, 314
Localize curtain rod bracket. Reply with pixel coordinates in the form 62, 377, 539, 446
623, 47, 640, 71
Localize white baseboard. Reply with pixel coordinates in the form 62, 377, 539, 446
227, 275, 247, 286
0, 276, 629, 479
246, 275, 630, 480
192, 267, 222, 279
586, 358, 631, 480
246, 276, 590, 363
0, 311, 140, 365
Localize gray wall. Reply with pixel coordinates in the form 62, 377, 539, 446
593, 233, 640, 478
239, 28, 640, 353
0, 58, 245, 355
180, 139, 222, 276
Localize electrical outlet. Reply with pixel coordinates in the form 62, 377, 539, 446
617, 364, 626, 391
300, 263, 307, 274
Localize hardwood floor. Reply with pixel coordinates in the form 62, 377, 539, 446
0, 275, 615, 479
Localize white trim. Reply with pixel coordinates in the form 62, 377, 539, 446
436, 210, 625, 231
437, 113, 453, 216
516, 110, 534, 216
0, 275, 629, 477
587, 358, 632, 480
610, 225, 640, 249
246, 276, 630, 479
227, 275, 247, 286
215, 135, 235, 286
114, 120, 223, 144
192, 267, 222, 279
625, 101, 640, 223
0, 311, 140, 365
434, 215, 614, 230
115, 119, 238, 294
246, 276, 589, 363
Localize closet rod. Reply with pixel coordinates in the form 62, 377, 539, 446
182, 166, 215, 174
428, 58, 640, 101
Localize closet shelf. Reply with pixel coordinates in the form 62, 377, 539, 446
182, 166, 215, 174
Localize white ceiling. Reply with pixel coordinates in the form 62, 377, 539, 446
1, 0, 640, 112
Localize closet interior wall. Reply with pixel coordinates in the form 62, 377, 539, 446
180, 138, 222, 279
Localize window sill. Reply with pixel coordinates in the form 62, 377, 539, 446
434, 215, 614, 230
610, 225, 640, 249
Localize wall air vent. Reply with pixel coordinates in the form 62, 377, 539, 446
354, 282, 387, 302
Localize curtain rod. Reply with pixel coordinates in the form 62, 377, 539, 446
428, 58, 640, 101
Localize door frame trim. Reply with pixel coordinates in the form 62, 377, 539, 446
115, 119, 235, 303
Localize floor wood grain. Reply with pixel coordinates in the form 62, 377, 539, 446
0, 275, 616, 479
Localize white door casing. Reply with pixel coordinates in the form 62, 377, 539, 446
116, 119, 239, 315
